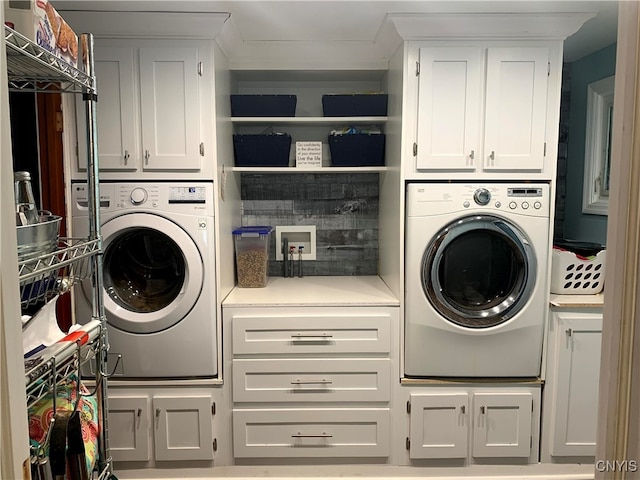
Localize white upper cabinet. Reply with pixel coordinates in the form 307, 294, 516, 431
416, 47, 482, 171
138, 47, 201, 171
415, 45, 549, 174
89, 46, 139, 172
483, 47, 549, 171
75, 39, 211, 179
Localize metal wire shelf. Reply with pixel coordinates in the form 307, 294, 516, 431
6, 21, 113, 478
4, 24, 95, 93
24, 320, 102, 409
19, 238, 99, 308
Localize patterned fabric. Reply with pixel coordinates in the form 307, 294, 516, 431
28, 378, 99, 474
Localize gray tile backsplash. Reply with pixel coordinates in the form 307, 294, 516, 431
241, 173, 379, 276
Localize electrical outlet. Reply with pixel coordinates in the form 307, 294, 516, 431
275, 226, 316, 261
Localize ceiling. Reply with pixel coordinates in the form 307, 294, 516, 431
54, 0, 619, 63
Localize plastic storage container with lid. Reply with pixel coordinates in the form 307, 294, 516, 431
233, 226, 273, 288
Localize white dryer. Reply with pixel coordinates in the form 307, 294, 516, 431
404, 183, 550, 377
72, 182, 217, 379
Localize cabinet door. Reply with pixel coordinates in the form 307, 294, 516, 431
471, 392, 532, 458
77, 46, 139, 171
416, 47, 482, 171
153, 396, 214, 461
408, 393, 469, 459
139, 47, 201, 171
483, 47, 549, 171
108, 396, 150, 462
552, 315, 602, 456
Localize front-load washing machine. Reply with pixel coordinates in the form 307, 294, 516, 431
404, 182, 550, 377
72, 181, 217, 379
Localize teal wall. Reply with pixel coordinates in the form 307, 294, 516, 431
563, 43, 616, 246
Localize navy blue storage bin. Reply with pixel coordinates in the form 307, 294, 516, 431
231, 95, 297, 117
322, 94, 388, 117
233, 134, 292, 167
328, 134, 385, 166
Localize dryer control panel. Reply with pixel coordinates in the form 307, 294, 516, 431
406, 183, 550, 218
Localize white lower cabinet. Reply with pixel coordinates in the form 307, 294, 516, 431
108, 396, 151, 462
541, 306, 603, 461
108, 391, 216, 463
407, 387, 540, 464
225, 306, 398, 461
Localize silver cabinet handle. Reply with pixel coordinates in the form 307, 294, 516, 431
480, 406, 486, 414
124, 150, 130, 164
291, 432, 333, 439
489, 151, 495, 165
291, 379, 333, 385
291, 333, 333, 340
469, 150, 475, 160
461, 405, 466, 414
155, 408, 161, 417
144, 150, 150, 164
566, 328, 573, 337
137, 408, 142, 417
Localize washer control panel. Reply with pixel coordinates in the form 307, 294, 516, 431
72, 182, 214, 217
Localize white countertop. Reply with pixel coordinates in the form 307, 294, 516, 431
550, 293, 605, 308
222, 275, 400, 307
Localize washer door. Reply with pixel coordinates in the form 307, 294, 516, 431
422, 214, 536, 328
96, 213, 203, 334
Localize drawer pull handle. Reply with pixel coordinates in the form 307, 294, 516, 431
291, 333, 333, 340
291, 379, 333, 385
291, 432, 333, 439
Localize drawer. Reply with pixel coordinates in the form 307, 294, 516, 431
233, 408, 390, 458
231, 312, 392, 355
232, 358, 391, 403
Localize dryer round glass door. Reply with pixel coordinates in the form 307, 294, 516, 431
91, 213, 204, 334
421, 214, 536, 328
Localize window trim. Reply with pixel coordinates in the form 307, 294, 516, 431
582, 75, 615, 215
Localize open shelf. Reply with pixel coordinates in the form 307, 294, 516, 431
231, 116, 387, 125
231, 166, 388, 173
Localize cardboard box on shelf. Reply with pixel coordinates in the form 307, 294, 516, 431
4, 0, 79, 69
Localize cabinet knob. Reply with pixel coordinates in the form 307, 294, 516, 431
137, 408, 142, 417
145, 150, 150, 164
155, 408, 161, 417
489, 151, 495, 164
469, 150, 475, 160
124, 150, 130, 163
461, 405, 466, 414
480, 406, 486, 414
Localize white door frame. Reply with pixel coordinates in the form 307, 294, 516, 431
596, 2, 640, 477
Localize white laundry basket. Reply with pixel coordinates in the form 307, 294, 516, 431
550, 247, 606, 294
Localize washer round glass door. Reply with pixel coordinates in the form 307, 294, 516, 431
95, 213, 203, 334
422, 214, 536, 328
